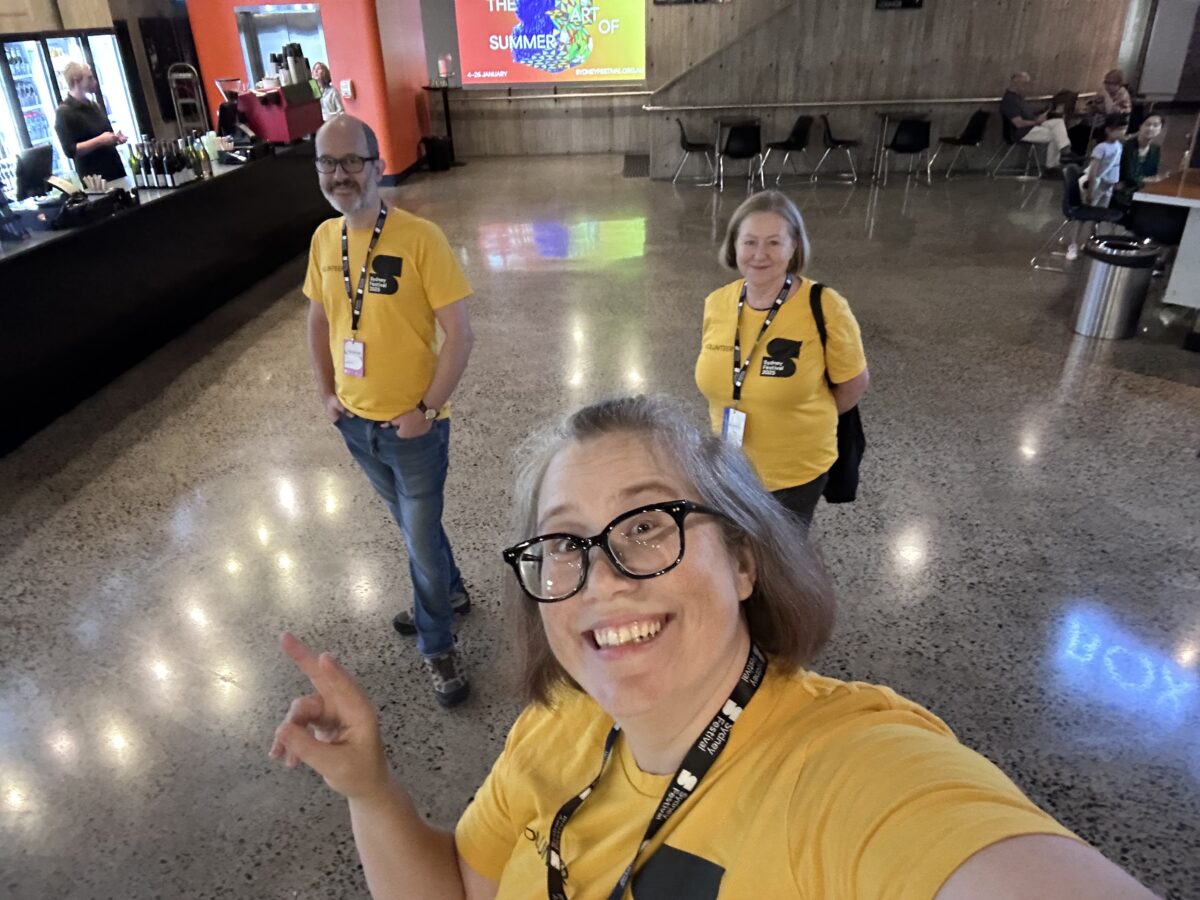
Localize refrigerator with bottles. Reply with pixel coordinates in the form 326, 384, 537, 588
1, 30, 143, 195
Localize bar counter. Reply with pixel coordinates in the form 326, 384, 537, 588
0, 143, 330, 454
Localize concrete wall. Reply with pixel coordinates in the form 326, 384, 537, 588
425, 0, 1146, 163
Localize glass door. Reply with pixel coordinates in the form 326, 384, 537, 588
2, 40, 67, 176
0, 61, 19, 198
44, 35, 87, 98
0, 57, 19, 159
85, 34, 140, 143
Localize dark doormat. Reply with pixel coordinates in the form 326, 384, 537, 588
623, 154, 650, 177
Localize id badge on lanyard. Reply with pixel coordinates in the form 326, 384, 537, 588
724, 275, 792, 447
343, 339, 365, 377
722, 407, 747, 446
340, 203, 388, 379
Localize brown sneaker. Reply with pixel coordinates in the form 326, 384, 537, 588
423, 648, 470, 708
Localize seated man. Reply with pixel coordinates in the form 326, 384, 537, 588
999, 71, 1072, 170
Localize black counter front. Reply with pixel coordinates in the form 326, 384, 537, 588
0, 144, 329, 454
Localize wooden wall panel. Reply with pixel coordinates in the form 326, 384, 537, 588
434, 0, 1139, 160
647, 0, 1134, 177
0, 0, 60, 33
58, 0, 110, 29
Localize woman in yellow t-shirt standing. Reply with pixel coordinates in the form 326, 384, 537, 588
695, 191, 869, 525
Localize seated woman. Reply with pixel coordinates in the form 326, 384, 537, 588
1115, 114, 1165, 208
271, 396, 1156, 899
1070, 68, 1133, 156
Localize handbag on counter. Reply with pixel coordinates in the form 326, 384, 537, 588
51, 188, 135, 230
809, 282, 866, 504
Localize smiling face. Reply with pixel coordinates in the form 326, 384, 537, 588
533, 432, 755, 721
315, 118, 382, 218
735, 211, 797, 290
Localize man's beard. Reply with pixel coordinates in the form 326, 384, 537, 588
323, 180, 367, 216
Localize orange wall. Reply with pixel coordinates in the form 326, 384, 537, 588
185, 0, 427, 175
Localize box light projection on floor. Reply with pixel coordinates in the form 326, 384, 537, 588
456, 0, 646, 86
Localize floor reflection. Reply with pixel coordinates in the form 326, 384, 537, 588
1056, 605, 1199, 730
479, 217, 646, 271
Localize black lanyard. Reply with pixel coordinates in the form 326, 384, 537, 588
544, 643, 767, 900
731, 275, 793, 402
341, 203, 388, 334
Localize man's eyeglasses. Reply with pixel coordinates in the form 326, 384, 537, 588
315, 154, 378, 174
502, 500, 726, 603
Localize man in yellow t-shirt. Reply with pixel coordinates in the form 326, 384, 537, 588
303, 115, 475, 707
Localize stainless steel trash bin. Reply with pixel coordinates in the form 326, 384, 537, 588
1072, 236, 1160, 339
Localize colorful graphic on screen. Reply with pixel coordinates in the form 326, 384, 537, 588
455, 0, 646, 86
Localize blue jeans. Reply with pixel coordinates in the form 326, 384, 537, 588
334, 415, 464, 657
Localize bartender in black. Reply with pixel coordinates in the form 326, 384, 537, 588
54, 61, 127, 181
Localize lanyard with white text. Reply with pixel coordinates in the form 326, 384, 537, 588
341, 203, 388, 334
544, 643, 767, 900
731, 274, 793, 402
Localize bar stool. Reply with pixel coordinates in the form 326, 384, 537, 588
812, 115, 860, 183
1030, 165, 1124, 272
762, 115, 813, 185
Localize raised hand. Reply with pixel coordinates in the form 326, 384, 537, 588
269, 632, 391, 801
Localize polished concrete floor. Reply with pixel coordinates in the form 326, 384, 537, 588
1, 156, 1198, 899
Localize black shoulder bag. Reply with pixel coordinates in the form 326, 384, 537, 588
809, 282, 866, 504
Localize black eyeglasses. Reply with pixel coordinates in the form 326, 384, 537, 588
502, 500, 725, 603
315, 154, 378, 174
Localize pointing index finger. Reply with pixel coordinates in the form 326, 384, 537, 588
281, 631, 325, 685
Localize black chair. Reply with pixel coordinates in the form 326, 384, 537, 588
880, 118, 931, 186
1030, 164, 1125, 271
1050, 90, 1079, 121
990, 115, 1043, 180
812, 115, 860, 182
927, 110, 990, 178
671, 118, 715, 185
761, 115, 813, 185
717, 123, 764, 192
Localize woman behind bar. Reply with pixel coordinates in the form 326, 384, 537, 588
313, 62, 344, 121
271, 396, 1157, 899
695, 191, 868, 527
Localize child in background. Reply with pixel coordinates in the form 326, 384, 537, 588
1085, 114, 1128, 208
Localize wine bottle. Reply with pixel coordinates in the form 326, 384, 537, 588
127, 142, 141, 187
184, 135, 201, 179
175, 138, 191, 183
153, 142, 166, 188
196, 133, 213, 179
165, 142, 179, 187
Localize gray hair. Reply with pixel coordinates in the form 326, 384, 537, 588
509, 395, 836, 704
719, 190, 812, 275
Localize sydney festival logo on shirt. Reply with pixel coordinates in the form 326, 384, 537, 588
367, 256, 402, 295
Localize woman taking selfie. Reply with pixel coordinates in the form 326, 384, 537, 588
271, 397, 1154, 900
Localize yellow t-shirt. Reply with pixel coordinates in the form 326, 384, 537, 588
456, 666, 1079, 899
302, 207, 472, 421
694, 278, 867, 491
